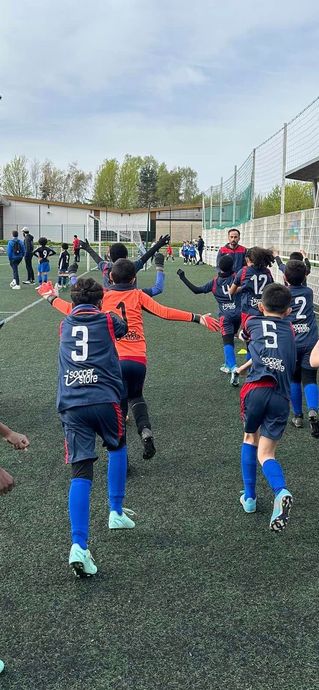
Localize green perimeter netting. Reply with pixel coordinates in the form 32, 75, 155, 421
203, 153, 253, 230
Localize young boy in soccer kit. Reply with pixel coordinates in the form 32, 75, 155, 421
228, 247, 274, 329
39, 262, 219, 462
284, 260, 319, 437
274, 250, 311, 285
33, 237, 56, 287
189, 243, 196, 265
177, 254, 241, 378
80, 235, 169, 296
234, 284, 296, 532
166, 244, 174, 261
57, 277, 133, 578
57, 243, 70, 288
72, 235, 80, 262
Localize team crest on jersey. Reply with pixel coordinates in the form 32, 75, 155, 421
250, 297, 262, 308
292, 323, 310, 335
64, 368, 98, 386
222, 303, 236, 310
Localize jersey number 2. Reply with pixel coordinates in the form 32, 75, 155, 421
71, 326, 89, 362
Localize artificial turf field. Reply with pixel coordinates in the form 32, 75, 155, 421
0, 254, 318, 690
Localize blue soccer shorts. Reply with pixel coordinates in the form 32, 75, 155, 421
38, 261, 50, 273
241, 385, 289, 441
60, 402, 125, 464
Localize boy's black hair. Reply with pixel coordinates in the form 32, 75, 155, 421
228, 227, 240, 236
111, 258, 136, 284
262, 283, 291, 314
109, 242, 128, 262
71, 277, 103, 306
62, 242, 69, 250
246, 246, 274, 270
39, 237, 48, 246
12, 230, 18, 238
289, 251, 303, 262
219, 255, 234, 273
284, 259, 307, 286
73, 234, 78, 238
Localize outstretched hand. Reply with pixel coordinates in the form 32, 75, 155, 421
177, 268, 185, 278
5, 430, 30, 450
158, 234, 170, 248
79, 239, 90, 251
200, 313, 220, 332
37, 281, 57, 299
0, 468, 15, 495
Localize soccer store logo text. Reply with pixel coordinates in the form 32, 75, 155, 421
292, 323, 310, 335
64, 369, 98, 386
261, 357, 285, 372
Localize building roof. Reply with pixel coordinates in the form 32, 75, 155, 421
286, 156, 319, 182
0, 194, 201, 215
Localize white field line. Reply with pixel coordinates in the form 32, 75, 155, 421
1, 268, 93, 325
0, 311, 16, 314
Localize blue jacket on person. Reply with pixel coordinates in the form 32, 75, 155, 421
7, 238, 25, 261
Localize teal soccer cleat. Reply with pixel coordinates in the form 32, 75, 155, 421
0, 659, 4, 674
220, 364, 231, 374
240, 491, 256, 513
109, 508, 136, 529
69, 544, 97, 578
270, 489, 293, 532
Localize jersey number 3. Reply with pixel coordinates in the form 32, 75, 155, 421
71, 325, 89, 362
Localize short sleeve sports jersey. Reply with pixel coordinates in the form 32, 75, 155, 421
57, 304, 126, 412
244, 314, 296, 400
234, 265, 274, 315
212, 273, 241, 318
216, 244, 246, 272
288, 285, 318, 349
34, 246, 55, 263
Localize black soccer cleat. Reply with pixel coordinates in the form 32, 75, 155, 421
141, 428, 156, 459
309, 411, 319, 438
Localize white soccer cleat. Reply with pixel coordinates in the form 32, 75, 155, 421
69, 543, 97, 578
109, 508, 136, 529
9, 279, 16, 288
12, 284, 21, 290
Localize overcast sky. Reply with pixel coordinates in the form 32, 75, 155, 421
1, 0, 318, 191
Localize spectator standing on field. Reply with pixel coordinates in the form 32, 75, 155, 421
22, 227, 35, 284
7, 230, 25, 290
73, 235, 80, 263
197, 236, 204, 264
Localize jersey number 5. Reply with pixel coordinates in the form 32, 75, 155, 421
71, 325, 89, 362
262, 320, 278, 348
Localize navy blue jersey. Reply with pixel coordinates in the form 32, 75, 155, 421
58, 250, 70, 272
57, 305, 127, 412
288, 285, 318, 349
234, 265, 273, 315
244, 315, 296, 400
216, 244, 247, 272
212, 272, 241, 318
33, 246, 56, 263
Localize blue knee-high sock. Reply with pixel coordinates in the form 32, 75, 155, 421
68, 478, 92, 549
304, 383, 318, 412
224, 344, 236, 369
108, 445, 127, 514
38, 275, 42, 285
241, 443, 257, 499
290, 382, 302, 415
262, 459, 286, 496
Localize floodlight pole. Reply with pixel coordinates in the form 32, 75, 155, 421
250, 148, 256, 220
280, 123, 287, 216
209, 187, 213, 228
86, 214, 91, 272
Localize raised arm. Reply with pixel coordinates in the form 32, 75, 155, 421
139, 291, 220, 332
79, 239, 103, 265
274, 255, 285, 273
177, 269, 212, 294
137, 235, 170, 267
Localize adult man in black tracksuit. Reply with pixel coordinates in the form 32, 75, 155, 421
22, 228, 35, 284
197, 236, 204, 264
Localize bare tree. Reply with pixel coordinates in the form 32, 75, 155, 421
1, 155, 32, 196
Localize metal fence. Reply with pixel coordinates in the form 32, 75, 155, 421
3, 223, 146, 245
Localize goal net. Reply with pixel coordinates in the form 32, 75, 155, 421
85, 214, 146, 272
